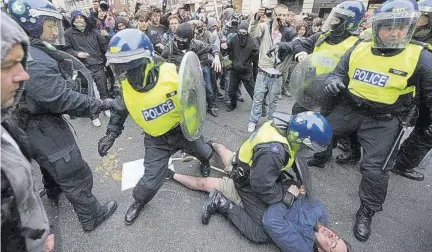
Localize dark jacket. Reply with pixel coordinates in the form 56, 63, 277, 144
262, 199, 328, 252
327, 42, 432, 115
161, 39, 221, 67
226, 33, 259, 72
235, 142, 291, 224
249, 19, 295, 70
21, 42, 104, 118
279, 32, 354, 60
64, 15, 107, 66
1, 12, 50, 252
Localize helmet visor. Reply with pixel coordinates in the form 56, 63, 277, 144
31, 8, 65, 45
40, 17, 65, 45
110, 58, 147, 89
372, 11, 420, 49
321, 7, 355, 32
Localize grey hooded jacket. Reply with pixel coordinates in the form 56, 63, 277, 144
1, 12, 50, 252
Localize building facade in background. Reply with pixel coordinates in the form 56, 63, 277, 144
55, 0, 381, 18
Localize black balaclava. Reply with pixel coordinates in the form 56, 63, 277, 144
237, 20, 249, 47
175, 23, 194, 50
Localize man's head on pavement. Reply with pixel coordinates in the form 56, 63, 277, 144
1, 12, 29, 110
8, 0, 65, 45
314, 223, 350, 252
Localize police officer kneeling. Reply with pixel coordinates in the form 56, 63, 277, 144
98, 30, 214, 225
320, 0, 432, 242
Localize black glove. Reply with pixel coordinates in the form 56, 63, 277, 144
324, 79, 346, 96
425, 125, 432, 140
281, 191, 295, 208
266, 44, 280, 58
98, 132, 117, 157
100, 98, 114, 111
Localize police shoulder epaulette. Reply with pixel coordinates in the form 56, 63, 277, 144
410, 39, 431, 51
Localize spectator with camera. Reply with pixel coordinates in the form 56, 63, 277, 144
247, 4, 296, 133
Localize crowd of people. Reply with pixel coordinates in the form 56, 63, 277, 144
1, 0, 432, 251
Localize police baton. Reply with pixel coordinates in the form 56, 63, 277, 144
171, 157, 227, 174
381, 106, 417, 171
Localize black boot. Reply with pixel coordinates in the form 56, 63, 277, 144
353, 204, 375, 242
125, 201, 144, 225
83, 201, 117, 232
201, 190, 232, 225
307, 148, 332, 168
336, 144, 361, 164
200, 161, 211, 177
391, 166, 424, 181
44, 187, 62, 207
336, 138, 351, 152
226, 104, 236, 112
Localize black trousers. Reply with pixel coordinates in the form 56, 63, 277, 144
292, 101, 360, 151
25, 115, 101, 230
88, 64, 108, 100
226, 69, 255, 107
227, 203, 270, 243
133, 126, 213, 204
394, 107, 432, 170
316, 105, 400, 211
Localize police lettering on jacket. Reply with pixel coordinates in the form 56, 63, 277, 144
352, 68, 389, 87
142, 99, 175, 121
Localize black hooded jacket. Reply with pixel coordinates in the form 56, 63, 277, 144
64, 14, 107, 66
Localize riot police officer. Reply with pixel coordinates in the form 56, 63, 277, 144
200, 112, 332, 243
8, 0, 117, 232
320, 0, 432, 241
391, 0, 432, 181
273, 0, 366, 166
97, 29, 214, 225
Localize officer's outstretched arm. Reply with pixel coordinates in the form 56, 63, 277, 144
26, 58, 105, 117
293, 32, 321, 60
107, 96, 129, 137
98, 96, 129, 157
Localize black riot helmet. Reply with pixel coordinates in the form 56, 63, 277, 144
413, 0, 432, 41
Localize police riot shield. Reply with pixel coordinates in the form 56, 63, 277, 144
294, 156, 315, 201
55, 50, 95, 97
290, 50, 345, 113
178, 51, 206, 141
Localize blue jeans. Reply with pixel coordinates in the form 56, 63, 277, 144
249, 71, 282, 123
202, 66, 215, 108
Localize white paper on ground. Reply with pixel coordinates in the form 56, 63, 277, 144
121, 158, 174, 191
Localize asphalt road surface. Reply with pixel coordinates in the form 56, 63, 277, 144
33, 93, 432, 252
